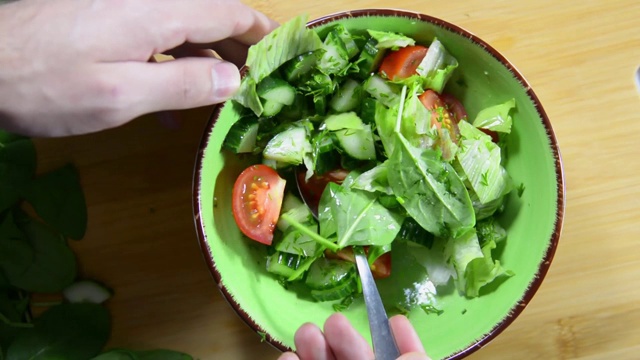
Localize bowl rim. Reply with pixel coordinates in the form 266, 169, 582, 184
192, 8, 565, 359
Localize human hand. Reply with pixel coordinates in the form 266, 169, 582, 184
278, 313, 431, 360
0, 0, 277, 137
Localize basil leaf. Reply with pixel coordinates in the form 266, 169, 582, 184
0, 139, 36, 212
91, 349, 193, 360
23, 164, 87, 240
0, 212, 34, 277
388, 133, 475, 238
4, 216, 76, 292
321, 183, 403, 248
6, 303, 110, 360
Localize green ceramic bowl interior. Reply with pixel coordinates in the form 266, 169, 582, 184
194, 9, 564, 360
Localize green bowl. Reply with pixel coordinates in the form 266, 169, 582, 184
193, 9, 564, 359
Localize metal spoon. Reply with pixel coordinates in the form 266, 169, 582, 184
295, 169, 401, 360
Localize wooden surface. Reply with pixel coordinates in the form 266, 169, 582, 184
32, 0, 640, 359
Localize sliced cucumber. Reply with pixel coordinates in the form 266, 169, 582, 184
257, 76, 296, 105
277, 197, 312, 232
62, 280, 113, 304
223, 115, 260, 153
363, 74, 400, 107
282, 50, 321, 83
323, 112, 364, 131
314, 95, 328, 116
335, 124, 376, 160
318, 31, 350, 75
359, 96, 377, 124
281, 192, 305, 213
356, 37, 387, 79
305, 257, 356, 290
329, 78, 362, 113
266, 252, 305, 278
328, 24, 359, 59
312, 132, 340, 175
263, 122, 312, 165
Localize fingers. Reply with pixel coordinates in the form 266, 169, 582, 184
323, 313, 374, 360
278, 352, 300, 360
389, 315, 426, 354
293, 322, 336, 360
101, 58, 239, 123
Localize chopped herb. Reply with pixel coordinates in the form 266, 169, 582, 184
257, 331, 267, 342
420, 304, 444, 316
517, 183, 526, 197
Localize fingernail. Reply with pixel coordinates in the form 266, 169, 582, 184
211, 62, 240, 103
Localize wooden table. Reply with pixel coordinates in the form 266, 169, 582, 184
33, 0, 640, 358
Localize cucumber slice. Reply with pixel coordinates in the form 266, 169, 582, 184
222, 115, 260, 153
277, 196, 312, 232
282, 50, 321, 83
324, 112, 364, 131
335, 124, 376, 160
62, 280, 113, 304
261, 99, 286, 117
263, 122, 312, 165
329, 78, 363, 113
266, 252, 305, 278
328, 24, 359, 59
363, 74, 400, 107
311, 278, 358, 302
312, 132, 340, 175
356, 37, 387, 79
314, 95, 328, 116
359, 96, 377, 124
318, 31, 350, 75
305, 257, 356, 290
257, 76, 296, 105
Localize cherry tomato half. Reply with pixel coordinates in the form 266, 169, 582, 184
419, 89, 461, 144
232, 165, 286, 245
379, 45, 428, 81
325, 247, 392, 279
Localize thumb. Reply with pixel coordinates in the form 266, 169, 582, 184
106, 58, 240, 121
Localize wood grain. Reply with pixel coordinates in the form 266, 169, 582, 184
32, 0, 640, 359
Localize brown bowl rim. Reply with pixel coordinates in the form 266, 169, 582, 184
192, 8, 565, 359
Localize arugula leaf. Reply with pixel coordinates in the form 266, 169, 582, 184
388, 133, 475, 238
0, 139, 36, 212
233, 15, 324, 115
350, 161, 393, 195
274, 219, 322, 257
23, 164, 87, 240
472, 98, 516, 133
319, 183, 403, 248
456, 121, 512, 204
6, 303, 110, 360
3, 215, 76, 293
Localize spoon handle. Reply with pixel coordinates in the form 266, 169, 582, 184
354, 249, 401, 360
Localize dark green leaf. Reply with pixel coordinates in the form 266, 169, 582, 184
23, 164, 87, 240
0, 131, 28, 145
388, 134, 475, 238
0, 212, 34, 277
4, 216, 76, 292
7, 303, 110, 360
319, 183, 403, 248
0, 139, 36, 212
91, 349, 193, 360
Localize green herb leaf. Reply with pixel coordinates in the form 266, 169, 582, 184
388, 133, 475, 238
3, 215, 76, 293
91, 349, 194, 360
6, 303, 110, 360
23, 163, 87, 240
0, 139, 36, 212
0, 212, 34, 277
319, 183, 403, 248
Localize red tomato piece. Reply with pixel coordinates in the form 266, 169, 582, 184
379, 45, 428, 81
232, 164, 286, 245
419, 89, 461, 144
296, 168, 349, 214
325, 247, 392, 279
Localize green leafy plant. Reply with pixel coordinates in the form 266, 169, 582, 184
0, 131, 193, 359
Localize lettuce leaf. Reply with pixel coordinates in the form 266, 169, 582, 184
367, 30, 416, 49
464, 239, 514, 297
233, 15, 324, 115
416, 38, 458, 93
456, 121, 513, 204
472, 98, 516, 133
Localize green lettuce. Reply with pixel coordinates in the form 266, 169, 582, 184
464, 239, 514, 297
456, 121, 513, 204
472, 98, 516, 133
416, 38, 458, 93
233, 15, 324, 115
367, 30, 416, 49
